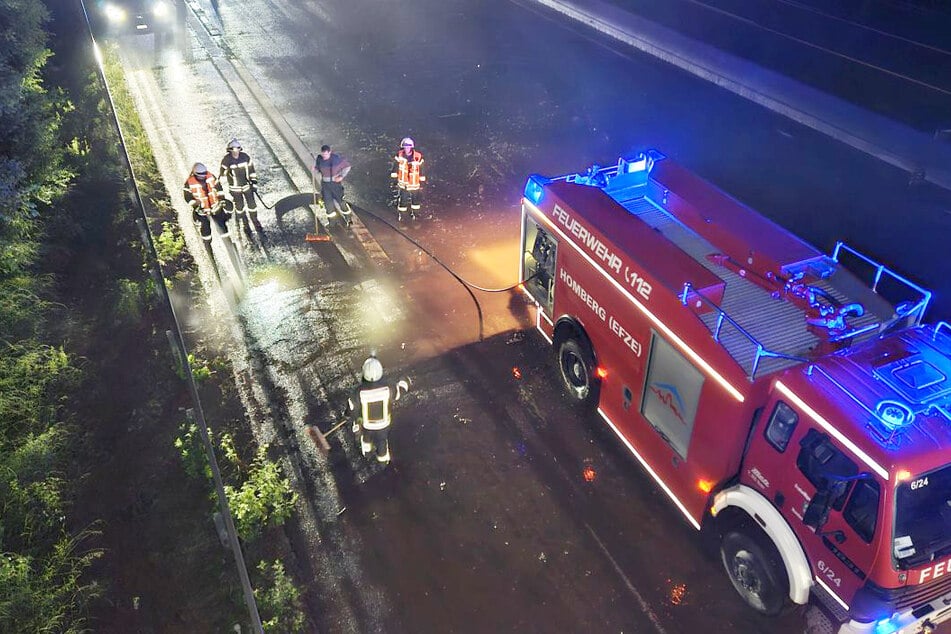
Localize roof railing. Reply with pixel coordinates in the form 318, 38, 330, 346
681, 282, 807, 379
832, 241, 932, 327
934, 321, 951, 340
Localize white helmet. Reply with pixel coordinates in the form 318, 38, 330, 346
400, 137, 414, 148
362, 356, 383, 382
192, 162, 208, 177
227, 138, 242, 150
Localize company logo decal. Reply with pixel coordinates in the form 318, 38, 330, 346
649, 382, 687, 425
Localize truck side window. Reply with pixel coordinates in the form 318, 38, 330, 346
843, 479, 880, 543
764, 400, 798, 452
797, 428, 858, 509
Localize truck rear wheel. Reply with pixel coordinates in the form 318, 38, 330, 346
720, 530, 787, 616
558, 338, 598, 406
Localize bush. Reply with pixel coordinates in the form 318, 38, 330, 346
173, 422, 212, 482
112, 278, 144, 324
255, 560, 306, 633
225, 445, 298, 541
154, 221, 185, 268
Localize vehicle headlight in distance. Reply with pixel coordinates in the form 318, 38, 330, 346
104, 2, 128, 23
152, 0, 171, 19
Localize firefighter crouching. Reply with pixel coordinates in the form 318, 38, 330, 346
347, 355, 410, 464
183, 162, 233, 255
219, 138, 259, 234
390, 137, 425, 221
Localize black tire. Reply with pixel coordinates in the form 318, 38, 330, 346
720, 530, 788, 616
558, 338, 598, 406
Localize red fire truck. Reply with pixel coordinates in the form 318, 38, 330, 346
519, 150, 951, 633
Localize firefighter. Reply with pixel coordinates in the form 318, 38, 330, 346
183, 162, 232, 255
219, 138, 259, 235
313, 144, 353, 226
347, 354, 409, 464
390, 137, 425, 220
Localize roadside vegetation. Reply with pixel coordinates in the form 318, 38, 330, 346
0, 1, 307, 630
0, 1, 100, 630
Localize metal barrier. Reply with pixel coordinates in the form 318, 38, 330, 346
80, 2, 263, 631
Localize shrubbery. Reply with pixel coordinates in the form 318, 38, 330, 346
0, 1, 100, 629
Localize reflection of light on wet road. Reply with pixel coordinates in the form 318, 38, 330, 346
583, 465, 597, 482
668, 581, 687, 606
354, 278, 403, 329
244, 266, 302, 323
466, 239, 521, 287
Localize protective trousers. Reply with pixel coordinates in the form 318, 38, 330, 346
321, 181, 352, 225
397, 188, 421, 216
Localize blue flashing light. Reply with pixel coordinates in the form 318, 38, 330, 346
872, 617, 901, 634
524, 175, 549, 205
622, 155, 648, 174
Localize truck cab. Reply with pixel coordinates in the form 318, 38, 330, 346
738, 325, 951, 632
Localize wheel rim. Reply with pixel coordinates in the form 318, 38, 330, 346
730, 550, 766, 611
561, 348, 589, 398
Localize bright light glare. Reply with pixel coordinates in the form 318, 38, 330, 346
153, 1, 170, 18
104, 3, 127, 22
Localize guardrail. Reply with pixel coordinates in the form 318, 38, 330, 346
80, 2, 263, 631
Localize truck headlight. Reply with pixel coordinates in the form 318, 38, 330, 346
104, 3, 127, 23
152, 0, 171, 19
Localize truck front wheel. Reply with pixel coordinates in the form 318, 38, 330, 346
720, 530, 787, 616
558, 338, 598, 406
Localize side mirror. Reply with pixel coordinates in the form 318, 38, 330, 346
803, 489, 831, 529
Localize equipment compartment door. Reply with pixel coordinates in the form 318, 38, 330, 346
521, 217, 557, 315
640, 331, 704, 459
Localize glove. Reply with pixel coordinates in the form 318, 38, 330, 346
250, 181, 258, 192
390, 172, 397, 178
419, 176, 426, 182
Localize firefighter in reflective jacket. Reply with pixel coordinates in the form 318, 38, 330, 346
347, 355, 409, 464
219, 138, 259, 233
183, 162, 232, 251
390, 137, 425, 220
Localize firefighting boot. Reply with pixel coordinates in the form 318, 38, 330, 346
376, 441, 391, 464
248, 210, 263, 234
360, 435, 373, 456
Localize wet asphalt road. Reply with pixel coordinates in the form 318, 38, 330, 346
112, 0, 951, 631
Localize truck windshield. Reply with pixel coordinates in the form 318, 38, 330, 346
894, 465, 951, 568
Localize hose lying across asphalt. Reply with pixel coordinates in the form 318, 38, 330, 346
353, 203, 538, 342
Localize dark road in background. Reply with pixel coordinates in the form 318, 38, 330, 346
610, 0, 951, 132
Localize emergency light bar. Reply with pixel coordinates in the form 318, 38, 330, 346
523, 151, 665, 205
524, 175, 549, 205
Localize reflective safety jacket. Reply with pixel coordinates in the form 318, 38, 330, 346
183, 174, 223, 214
348, 377, 409, 431
393, 149, 425, 191
219, 152, 257, 193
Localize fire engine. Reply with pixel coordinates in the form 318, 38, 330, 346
519, 150, 951, 633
